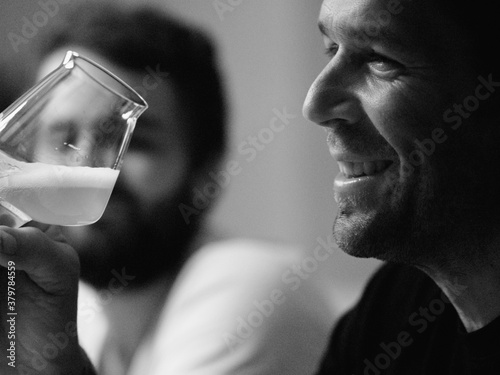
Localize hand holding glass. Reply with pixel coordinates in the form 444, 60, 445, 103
0, 51, 148, 227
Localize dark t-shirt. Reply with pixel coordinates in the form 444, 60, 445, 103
316, 263, 500, 374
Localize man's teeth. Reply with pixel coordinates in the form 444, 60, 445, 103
338, 161, 391, 178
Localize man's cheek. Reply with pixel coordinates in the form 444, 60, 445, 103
379, 101, 433, 156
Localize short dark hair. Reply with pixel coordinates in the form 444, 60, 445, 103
37, 1, 227, 173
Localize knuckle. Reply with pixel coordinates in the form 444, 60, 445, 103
20, 226, 45, 240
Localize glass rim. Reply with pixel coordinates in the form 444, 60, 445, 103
63, 50, 148, 110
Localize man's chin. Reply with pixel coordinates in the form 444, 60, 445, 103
333, 212, 382, 259
332, 207, 418, 264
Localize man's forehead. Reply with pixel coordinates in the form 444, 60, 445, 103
319, 0, 417, 20
318, 0, 441, 58
319, 0, 406, 38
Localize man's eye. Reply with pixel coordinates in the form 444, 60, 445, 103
367, 53, 404, 73
324, 43, 339, 59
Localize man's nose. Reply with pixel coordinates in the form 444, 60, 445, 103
302, 52, 361, 127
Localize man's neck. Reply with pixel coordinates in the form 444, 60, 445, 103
100, 273, 174, 373
421, 256, 500, 332
97, 230, 220, 373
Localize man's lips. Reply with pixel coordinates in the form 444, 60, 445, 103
332, 154, 396, 207
337, 160, 393, 178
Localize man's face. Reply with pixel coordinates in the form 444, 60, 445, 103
37, 48, 193, 288
303, 0, 492, 265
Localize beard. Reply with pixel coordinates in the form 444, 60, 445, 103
333, 145, 499, 271
63, 182, 200, 290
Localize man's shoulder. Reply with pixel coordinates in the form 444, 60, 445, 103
145, 238, 337, 374
316, 262, 443, 374
182, 237, 307, 284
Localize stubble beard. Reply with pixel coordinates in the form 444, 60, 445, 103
331, 159, 490, 270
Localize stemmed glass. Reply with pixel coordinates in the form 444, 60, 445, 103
0, 51, 148, 227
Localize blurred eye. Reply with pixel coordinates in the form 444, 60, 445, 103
128, 124, 153, 152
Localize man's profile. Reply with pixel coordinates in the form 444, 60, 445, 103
303, 0, 500, 373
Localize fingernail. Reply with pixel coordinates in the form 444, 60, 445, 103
0, 230, 17, 255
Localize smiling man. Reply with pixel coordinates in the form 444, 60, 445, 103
304, 0, 500, 373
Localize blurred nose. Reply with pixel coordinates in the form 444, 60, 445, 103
302, 51, 361, 127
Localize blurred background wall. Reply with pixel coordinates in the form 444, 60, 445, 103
0, 0, 382, 312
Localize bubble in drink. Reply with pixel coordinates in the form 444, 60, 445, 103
0, 151, 119, 225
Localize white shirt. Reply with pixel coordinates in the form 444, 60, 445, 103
77, 238, 338, 374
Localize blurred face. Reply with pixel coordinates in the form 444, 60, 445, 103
37, 48, 193, 288
303, 0, 492, 265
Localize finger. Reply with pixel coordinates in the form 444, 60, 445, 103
23, 222, 68, 244
0, 226, 80, 296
